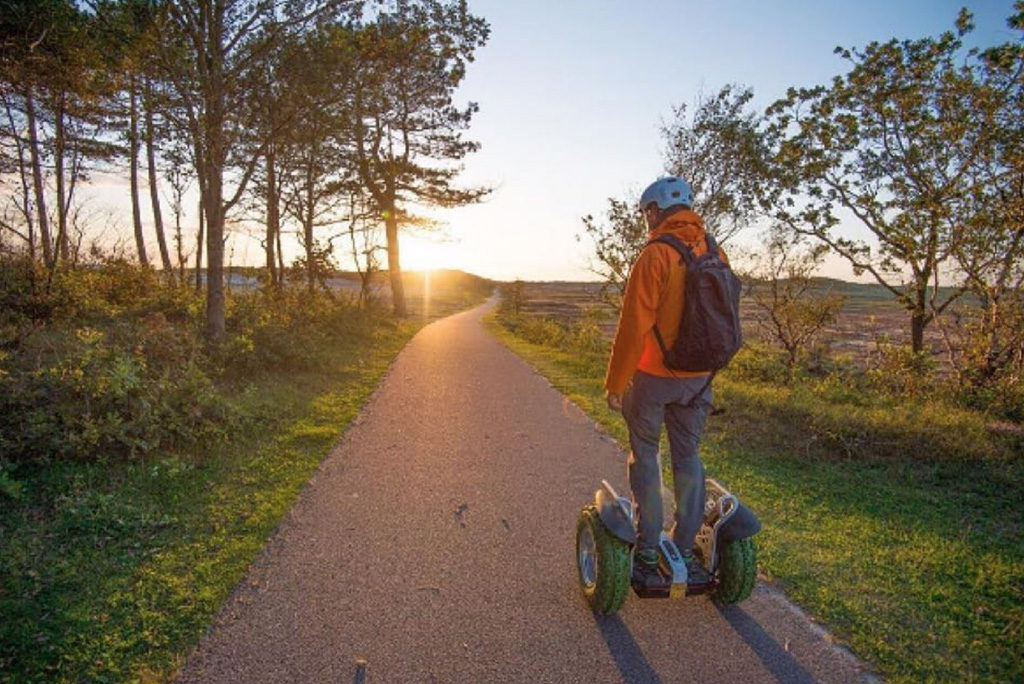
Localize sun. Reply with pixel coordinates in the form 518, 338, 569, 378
401, 234, 461, 272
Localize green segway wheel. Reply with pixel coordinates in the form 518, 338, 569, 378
576, 504, 631, 615
714, 537, 757, 604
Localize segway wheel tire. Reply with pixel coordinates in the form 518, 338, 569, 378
714, 537, 757, 605
576, 504, 631, 615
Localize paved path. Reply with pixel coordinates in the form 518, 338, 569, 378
179, 299, 872, 683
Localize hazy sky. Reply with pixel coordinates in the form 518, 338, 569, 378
400, 0, 1019, 281
82, 0, 1020, 282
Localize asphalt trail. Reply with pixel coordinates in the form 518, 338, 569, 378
178, 299, 871, 683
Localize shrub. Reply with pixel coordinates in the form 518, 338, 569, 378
499, 313, 566, 348
866, 338, 940, 398
727, 342, 792, 384
957, 374, 1024, 424
222, 288, 367, 374
0, 327, 234, 463
570, 307, 609, 354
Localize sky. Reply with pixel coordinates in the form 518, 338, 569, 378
399, 0, 1020, 282
82, 0, 1020, 282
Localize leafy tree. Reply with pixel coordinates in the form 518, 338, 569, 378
275, 24, 359, 291
158, 0, 353, 339
582, 84, 768, 312
0, 0, 113, 271
765, 10, 1009, 353
579, 197, 647, 312
347, 0, 490, 316
161, 132, 193, 282
501, 278, 527, 316
662, 84, 768, 244
936, 4, 1024, 398
746, 227, 845, 369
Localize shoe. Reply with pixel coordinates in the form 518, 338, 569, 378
681, 550, 712, 586
631, 548, 668, 592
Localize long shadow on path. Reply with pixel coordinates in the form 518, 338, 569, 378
717, 604, 819, 684
593, 613, 664, 684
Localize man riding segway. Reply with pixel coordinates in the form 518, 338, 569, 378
604, 176, 743, 593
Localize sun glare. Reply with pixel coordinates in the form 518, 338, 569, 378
402, 234, 461, 273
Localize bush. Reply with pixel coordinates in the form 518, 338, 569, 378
727, 343, 792, 384
957, 373, 1024, 424
866, 338, 939, 398
569, 307, 609, 354
0, 326, 234, 463
499, 313, 566, 348
0, 259, 387, 465
221, 288, 369, 374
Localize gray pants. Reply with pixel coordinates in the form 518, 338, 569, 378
622, 371, 712, 553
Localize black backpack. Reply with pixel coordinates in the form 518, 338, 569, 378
648, 233, 742, 374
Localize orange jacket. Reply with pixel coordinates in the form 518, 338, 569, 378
604, 209, 725, 396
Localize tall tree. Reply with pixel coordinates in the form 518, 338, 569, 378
946, 5, 1024, 384
277, 25, 358, 291
348, 0, 490, 316
765, 10, 1006, 352
2, 1, 117, 272
0, 88, 38, 258
662, 84, 768, 244
127, 74, 147, 264
144, 76, 173, 275
160, 0, 351, 339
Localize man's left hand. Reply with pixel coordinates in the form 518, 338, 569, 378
606, 393, 623, 413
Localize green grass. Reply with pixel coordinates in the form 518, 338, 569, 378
0, 307, 453, 683
485, 312, 1024, 684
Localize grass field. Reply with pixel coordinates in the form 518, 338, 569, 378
0, 285, 488, 684
486, 308, 1023, 684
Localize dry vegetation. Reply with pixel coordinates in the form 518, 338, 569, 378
513, 279, 955, 368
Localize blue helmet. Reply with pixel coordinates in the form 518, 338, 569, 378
639, 176, 694, 211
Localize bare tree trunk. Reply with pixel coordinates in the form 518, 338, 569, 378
194, 191, 204, 293
265, 144, 279, 288
911, 310, 926, 354
349, 219, 364, 307
129, 78, 148, 266
175, 204, 186, 284
4, 92, 36, 259
276, 221, 284, 284
25, 90, 52, 267
53, 94, 69, 263
201, 17, 229, 342
384, 210, 406, 316
145, 78, 172, 277
204, 164, 226, 340
304, 163, 315, 292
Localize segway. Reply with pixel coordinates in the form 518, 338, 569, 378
576, 478, 760, 614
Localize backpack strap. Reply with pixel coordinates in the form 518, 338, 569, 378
704, 232, 718, 256
646, 235, 689, 357
651, 323, 669, 357
683, 370, 716, 409
647, 234, 695, 266
646, 234, 694, 359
